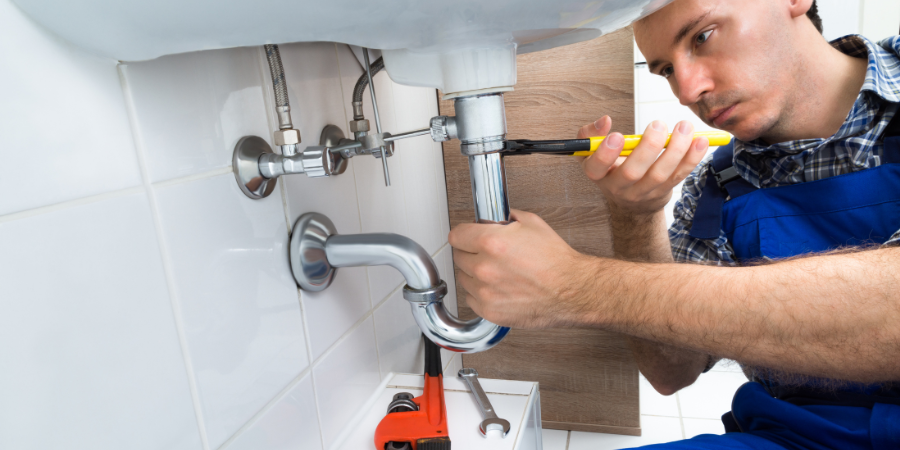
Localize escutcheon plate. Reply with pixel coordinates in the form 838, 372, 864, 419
290, 212, 338, 291
233, 135, 277, 199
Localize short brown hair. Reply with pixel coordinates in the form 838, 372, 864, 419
807, 0, 824, 34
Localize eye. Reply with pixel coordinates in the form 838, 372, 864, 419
661, 66, 675, 79
696, 30, 712, 45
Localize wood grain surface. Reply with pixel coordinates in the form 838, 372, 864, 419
439, 27, 641, 435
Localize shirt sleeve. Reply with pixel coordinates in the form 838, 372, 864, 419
668, 155, 740, 265
884, 229, 900, 247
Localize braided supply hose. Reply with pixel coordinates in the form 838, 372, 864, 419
264, 44, 293, 129
351, 57, 384, 120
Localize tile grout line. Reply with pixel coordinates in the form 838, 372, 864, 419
116, 63, 212, 450
333, 42, 387, 386
261, 43, 330, 450
217, 365, 314, 450
151, 166, 233, 189
0, 186, 143, 224
298, 288, 328, 450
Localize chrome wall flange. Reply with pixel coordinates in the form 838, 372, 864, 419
233, 125, 356, 200
289, 212, 337, 291
233, 135, 278, 199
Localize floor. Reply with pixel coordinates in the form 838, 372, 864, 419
541, 360, 749, 450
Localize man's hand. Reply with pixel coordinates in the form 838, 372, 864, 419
578, 116, 709, 216
449, 210, 595, 329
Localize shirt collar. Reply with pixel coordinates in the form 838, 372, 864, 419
736, 34, 900, 156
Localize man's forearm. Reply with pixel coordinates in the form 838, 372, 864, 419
586, 247, 900, 383
608, 207, 674, 263
607, 207, 711, 392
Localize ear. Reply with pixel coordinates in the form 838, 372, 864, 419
787, 0, 813, 19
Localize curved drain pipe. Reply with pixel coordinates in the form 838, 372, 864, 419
289, 212, 509, 353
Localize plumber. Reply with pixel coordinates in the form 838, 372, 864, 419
449, 0, 900, 447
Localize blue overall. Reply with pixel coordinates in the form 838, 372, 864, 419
630, 116, 900, 450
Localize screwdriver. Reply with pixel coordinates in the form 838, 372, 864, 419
504, 131, 733, 157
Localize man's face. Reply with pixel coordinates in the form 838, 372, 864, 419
634, 0, 805, 141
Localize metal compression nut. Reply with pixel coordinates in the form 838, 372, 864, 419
349, 119, 370, 133
430, 116, 458, 142
274, 128, 301, 146
403, 280, 448, 303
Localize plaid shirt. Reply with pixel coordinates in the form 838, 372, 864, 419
669, 35, 900, 265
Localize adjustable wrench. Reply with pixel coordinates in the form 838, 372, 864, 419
458, 368, 511, 437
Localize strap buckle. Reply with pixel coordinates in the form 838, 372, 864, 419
711, 165, 740, 188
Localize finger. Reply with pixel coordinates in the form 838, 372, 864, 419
614, 120, 669, 186
451, 248, 478, 278
455, 269, 481, 305
636, 121, 695, 192
582, 132, 625, 181
669, 136, 709, 186
647, 136, 710, 197
576, 116, 612, 139
508, 209, 537, 224
448, 222, 496, 253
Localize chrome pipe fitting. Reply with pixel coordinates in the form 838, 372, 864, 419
427, 92, 513, 224
289, 212, 509, 353
468, 152, 511, 224
454, 93, 507, 156
233, 125, 350, 199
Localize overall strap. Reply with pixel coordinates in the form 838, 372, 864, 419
689, 110, 900, 240
884, 110, 900, 163
689, 140, 757, 239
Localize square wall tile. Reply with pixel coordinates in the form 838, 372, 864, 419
443, 353, 463, 379
640, 374, 680, 417
154, 174, 307, 448
301, 265, 372, 361
313, 318, 382, 448
541, 429, 569, 450
678, 371, 748, 420
336, 46, 416, 304
279, 43, 364, 238
121, 46, 270, 183
683, 418, 725, 439
225, 373, 323, 450
636, 65, 678, 103
373, 289, 425, 378
0, 193, 201, 449
0, 0, 141, 216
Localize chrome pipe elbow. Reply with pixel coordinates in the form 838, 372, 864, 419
289, 212, 509, 353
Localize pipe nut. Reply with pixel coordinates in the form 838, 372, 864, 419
403, 280, 448, 303
349, 119, 370, 133
430, 116, 458, 142
274, 129, 301, 146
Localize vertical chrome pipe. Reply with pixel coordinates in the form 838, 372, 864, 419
468, 153, 511, 224
453, 93, 512, 224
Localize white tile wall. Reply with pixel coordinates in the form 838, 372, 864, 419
121, 48, 271, 183
225, 373, 323, 450
0, 194, 202, 449
153, 174, 306, 448
2, 9, 454, 447
0, 0, 142, 216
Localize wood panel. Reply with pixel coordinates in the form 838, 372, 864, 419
439, 28, 641, 435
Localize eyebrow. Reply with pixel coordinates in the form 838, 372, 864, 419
646, 9, 712, 74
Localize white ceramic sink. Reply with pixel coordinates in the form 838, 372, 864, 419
13, 0, 671, 96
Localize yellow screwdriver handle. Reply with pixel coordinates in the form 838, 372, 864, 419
573, 131, 733, 157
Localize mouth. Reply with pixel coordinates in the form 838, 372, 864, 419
707, 104, 738, 128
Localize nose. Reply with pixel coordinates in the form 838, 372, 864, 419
673, 61, 713, 107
